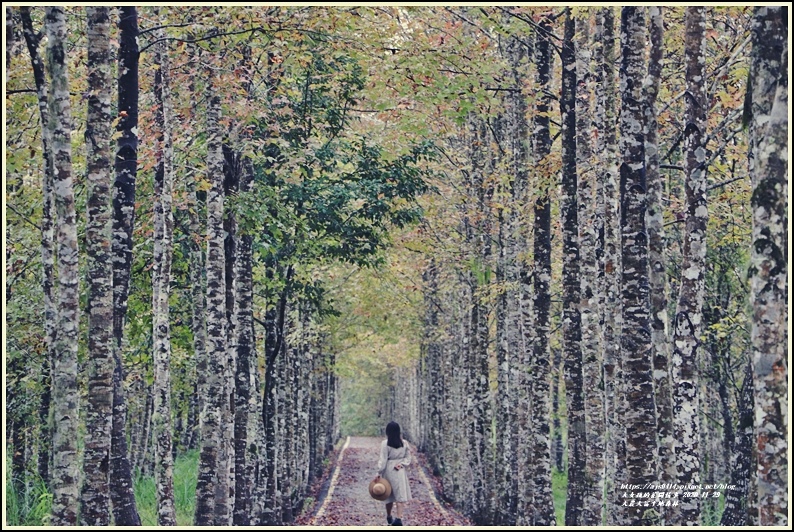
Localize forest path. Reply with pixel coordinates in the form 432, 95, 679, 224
304, 436, 469, 527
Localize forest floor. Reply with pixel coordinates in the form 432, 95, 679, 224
296, 436, 471, 527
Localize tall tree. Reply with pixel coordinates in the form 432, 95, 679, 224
195, 72, 226, 526
749, 6, 788, 526
720, 361, 754, 525
151, 24, 177, 525
45, 6, 79, 525
593, 8, 624, 525
670, 6, 707, 526
618, 7, 657, 525
110, 6, 142, 525
19, 6, 56, 487
233, 161, 255, 525
527, 13, 556, 527
576, 10, 605, 526
643, 6, 674, 499
79, 7, 113, 525
560, 10, 585, 526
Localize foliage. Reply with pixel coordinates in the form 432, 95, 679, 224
133, 450, 198, 526
4, 467, 53, 527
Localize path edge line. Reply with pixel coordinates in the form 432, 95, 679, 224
310, 435, 350, 524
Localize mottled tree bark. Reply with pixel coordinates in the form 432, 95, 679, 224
19, 6, 55, 488
466, 117, 494, 525
233, 162, 255, 525
215, 144, 240, 526
151, 26, 177, 525
669, 7, 707, 526
79, 7, 113, 525
186, 58, 206, 459
618, 7, 658, 525
110, 6, 142, 525
527, 14, 556, 526
501, 27, 529, 526
45, 7, 79, 525
643, 7, 675, 504
749, 6, 788, 526
594, 9, 624, 525
576, 11, 605, 526
721, 361, 754, 525
195, 76, 226, 526
561, 11, 585, 526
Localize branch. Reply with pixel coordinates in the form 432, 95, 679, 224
496, 7, 562, 45
6, 202, 42, 231
138, 26, 267, 54
707, 175, 746, 192
6, 88, 38, 94
660, 164, 684, 171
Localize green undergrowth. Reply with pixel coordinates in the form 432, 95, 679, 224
5, 471, 53, 526
552, 467, 567, 524
134, 450, 199, 525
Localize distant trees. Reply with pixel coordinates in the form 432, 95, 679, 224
3, 5, 786, 528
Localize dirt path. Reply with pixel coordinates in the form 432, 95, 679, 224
303, 436, 469, 527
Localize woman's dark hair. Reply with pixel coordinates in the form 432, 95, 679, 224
386, 421, 403, 449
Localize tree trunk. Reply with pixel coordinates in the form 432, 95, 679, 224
576, 11, 605, 526
669, 7, 707, 526
643, 7, 675, 507
45, 7, 79, 525
527, 15, 556, 526
19, 6, 55, 489
720, 361, 754, 525
561, 11, 585, 526
151, 26, 177, 525
749, 6, 787, 526
79, 7, 113, 525
110, 6, 142, 525
215, 144, 240, 526
594, 7, 624, 525
186, 62, 206, 459
618, 7, 658, 525
233, 162, 255, 525
195, 75, 226, 526
466, 117, 494, 525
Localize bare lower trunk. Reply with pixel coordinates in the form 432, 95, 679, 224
576, 11, 605, 526
233, 162, 254, 525
79, 7, 113, 525
561, 12, 585, 526
669, 7, 707, 525
195, 75, 226, 526
110, 6, 142, 524
151, 25, 177, 525
46, 7, 80, 525
20, 6, 56, 490
528, 15, 556, 526
749, 7, 788, 526
643, 8, 675, 510
619, 7, 658, 525
720, 362, 754, 525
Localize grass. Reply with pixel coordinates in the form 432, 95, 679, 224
552, 467, 567, 524
5, 473, 53, 526
134, 450, 199, 525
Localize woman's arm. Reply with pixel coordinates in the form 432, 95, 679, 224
377, 441, 388, 476
400, 443, 411, 467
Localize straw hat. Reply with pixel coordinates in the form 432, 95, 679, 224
369, 477, 392, 501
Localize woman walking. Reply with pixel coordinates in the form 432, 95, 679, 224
374, 421, 412, 526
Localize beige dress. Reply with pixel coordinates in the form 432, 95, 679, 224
377, 440, 412, 503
